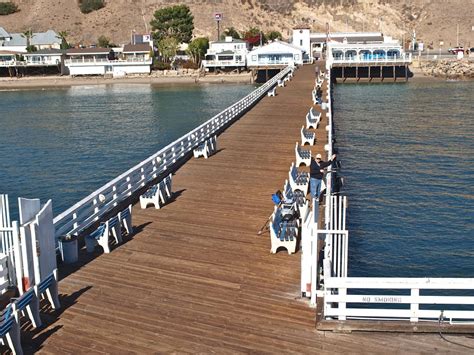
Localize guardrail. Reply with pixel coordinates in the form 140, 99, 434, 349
53, 66, 292, 238
319, 66, 474, 325
65, 58, 151, 64
330, 53, 412, 65
323, 259, 474, 323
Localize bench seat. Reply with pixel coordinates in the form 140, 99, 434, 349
295, 142, 311, 167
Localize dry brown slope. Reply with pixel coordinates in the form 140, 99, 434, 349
0, 0, 472, 48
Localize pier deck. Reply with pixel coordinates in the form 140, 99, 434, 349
14, 64, 472, 353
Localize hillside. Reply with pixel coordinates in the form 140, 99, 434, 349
1, 0, 472, 49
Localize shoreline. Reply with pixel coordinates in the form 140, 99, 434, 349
0, 72, 254, 90
0, 68, 471, 91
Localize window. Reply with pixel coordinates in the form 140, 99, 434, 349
300, 40, 303, 46
294, 54, 300, 60
252, 55, 257, 61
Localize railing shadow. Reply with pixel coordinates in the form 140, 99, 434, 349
18, 285, 92, 354
57, 221, 151, 280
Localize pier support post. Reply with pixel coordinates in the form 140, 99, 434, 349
356, 65, 359, 82
405, 65, 408, 82
369, 66, 371, 82
393, 65, 396, 82
380, 65, 383, 81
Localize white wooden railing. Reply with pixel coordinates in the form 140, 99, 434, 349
65, 58, 152, 65
323, 259, 474, 323
53, 66, 292, 238
329, 53, 412, 65
318, 66, 474, 325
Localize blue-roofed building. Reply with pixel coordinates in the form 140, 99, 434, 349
0, 29, 60, 53
0, 27, 11, 41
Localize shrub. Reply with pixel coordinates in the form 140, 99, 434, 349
79, 0, 105, 14
174, 59, 198, 70
0, 2, 18, 15
153, 61, 171, 71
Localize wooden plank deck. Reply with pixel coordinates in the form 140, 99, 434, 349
11, 64, 474, 354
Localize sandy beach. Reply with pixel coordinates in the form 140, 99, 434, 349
0, 72, 254, 90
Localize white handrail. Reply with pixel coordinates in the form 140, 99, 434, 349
53, 66, 291, 238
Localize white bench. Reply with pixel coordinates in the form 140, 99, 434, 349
301, 126, 316, 146
85, 216, 121, 254
277, 79, 285, 87
193, 135, 217, 159
34, 269, 60, 311
118, 204, 133, 236
306, 107, 321, 128
12, 287, 41, 330
289, 162, 309, 196
269, 206, 298, 255
139, 173, 173, 209
267, 87, 276, 97
0, 305, 22, 355
295, 142, 311, 167
283, 179, 309, 220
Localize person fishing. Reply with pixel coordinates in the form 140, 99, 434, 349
310, 153, 337, 202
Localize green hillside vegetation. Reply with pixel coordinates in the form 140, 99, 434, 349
0, 2, 18, 15
79, 0, 105, 14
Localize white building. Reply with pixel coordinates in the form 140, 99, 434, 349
291, 28, 410, 65
246, 40, 303, 67
0, 28, 61, 53
202, 37, 248, 71
23, 49, 64, 66
65, 44, 152, 77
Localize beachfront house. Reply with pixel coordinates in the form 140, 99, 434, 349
0, 29, 61, 53
0, 50, 17, 66
202, 37, 249, 71
65, 45, 152, 76
23, 49, 64, 66
246, 40, 304, 67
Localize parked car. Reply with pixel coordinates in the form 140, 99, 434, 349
448, 47, 464, 54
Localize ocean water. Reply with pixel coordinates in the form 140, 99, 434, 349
0, 83, 253, 218
333, 81, 474, 278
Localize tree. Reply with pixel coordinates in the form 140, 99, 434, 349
266, 30, 282, 42
187, 37, 209, 66
150, 5, 194, 44
57, 31, 70, 50
221, 27, 240, 40
243, 27, 266, 47
0, 2, 18, 15
79, 0, 105, 14
97, 35, 111, 48
21, 29, 35, 52
157, 37, 179, 63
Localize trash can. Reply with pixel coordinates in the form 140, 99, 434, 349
59, 235, 78, 264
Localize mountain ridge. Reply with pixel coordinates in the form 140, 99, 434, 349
0, 1, 472, 49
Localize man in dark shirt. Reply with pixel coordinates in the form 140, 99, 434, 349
310, 153, 337, 202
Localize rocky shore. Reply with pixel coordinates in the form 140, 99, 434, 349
418, 59, 474, 80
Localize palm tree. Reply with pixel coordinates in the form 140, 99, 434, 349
57, 31, 70, 50
21, 29, 35, 52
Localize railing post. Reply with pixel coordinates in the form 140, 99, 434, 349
410, 288, 419, 322
338, 287, 347, 321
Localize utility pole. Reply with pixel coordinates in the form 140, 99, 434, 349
214, 13, 223, 41
456, 22, 459, 47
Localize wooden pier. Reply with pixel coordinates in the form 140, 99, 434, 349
12, 64, 473, 353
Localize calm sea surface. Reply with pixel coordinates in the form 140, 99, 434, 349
0, 83, 253, 218
1, 81, 472, 278
334, 81, 474, 278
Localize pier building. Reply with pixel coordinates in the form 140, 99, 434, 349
292, 28, 412, 81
